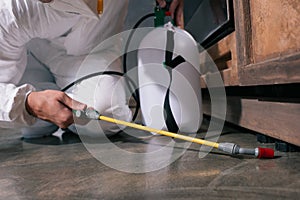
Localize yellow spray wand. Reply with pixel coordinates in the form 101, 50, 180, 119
73, 109, 274, 159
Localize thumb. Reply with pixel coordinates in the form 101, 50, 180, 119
60, 93, 87, 111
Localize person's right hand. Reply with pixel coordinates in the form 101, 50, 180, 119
25, 90, 87, 129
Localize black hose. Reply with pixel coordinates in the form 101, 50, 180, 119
122, 13, 155, 122
123, 13, 155, 73
61, 13, 155, 122
61, 71, 124, 92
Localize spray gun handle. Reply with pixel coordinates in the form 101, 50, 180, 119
155, 0, 174, 27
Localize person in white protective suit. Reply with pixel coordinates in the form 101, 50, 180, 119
0, 0, 183, 138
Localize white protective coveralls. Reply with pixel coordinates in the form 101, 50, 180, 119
0, 0, 132, 136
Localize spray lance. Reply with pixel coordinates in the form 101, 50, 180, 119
73, 108, 274, 159
67, 1, 274, 159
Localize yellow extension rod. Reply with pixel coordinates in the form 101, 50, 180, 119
100, 115, 219, 148
73, 109, 274, 159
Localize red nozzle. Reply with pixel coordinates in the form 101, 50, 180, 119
257, 147, 275, 159
165, 11, 171, 16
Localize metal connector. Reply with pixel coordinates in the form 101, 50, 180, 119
218, 142, 261, 157
73, 109, 100, 120
218, 143, 240, 155
85, 108, 100, 120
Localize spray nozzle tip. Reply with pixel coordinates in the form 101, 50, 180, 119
257, 147, 275, 159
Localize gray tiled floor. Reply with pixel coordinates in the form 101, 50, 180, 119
0, 121, 300, 199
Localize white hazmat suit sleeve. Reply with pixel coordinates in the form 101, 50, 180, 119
0, 83, 37, 128
0, 38, 37, 128
0, 0, 38, 128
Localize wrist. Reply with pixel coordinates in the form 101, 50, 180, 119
25, 91, 36, 117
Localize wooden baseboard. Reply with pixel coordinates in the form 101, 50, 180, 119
203, 95, 300, 146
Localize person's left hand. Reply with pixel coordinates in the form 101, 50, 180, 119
156, 0, 184, 28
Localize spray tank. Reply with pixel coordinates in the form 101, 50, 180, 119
137, 8, 202, 133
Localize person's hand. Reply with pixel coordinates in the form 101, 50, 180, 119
25, 90, 87, 128
156, 0, 184, 28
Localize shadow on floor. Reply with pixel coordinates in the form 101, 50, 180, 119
22, 130, 82, 145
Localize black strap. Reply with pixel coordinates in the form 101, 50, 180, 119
165, 30, 174, 67
163, 30, 186, 133
167, 55, 186, 69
